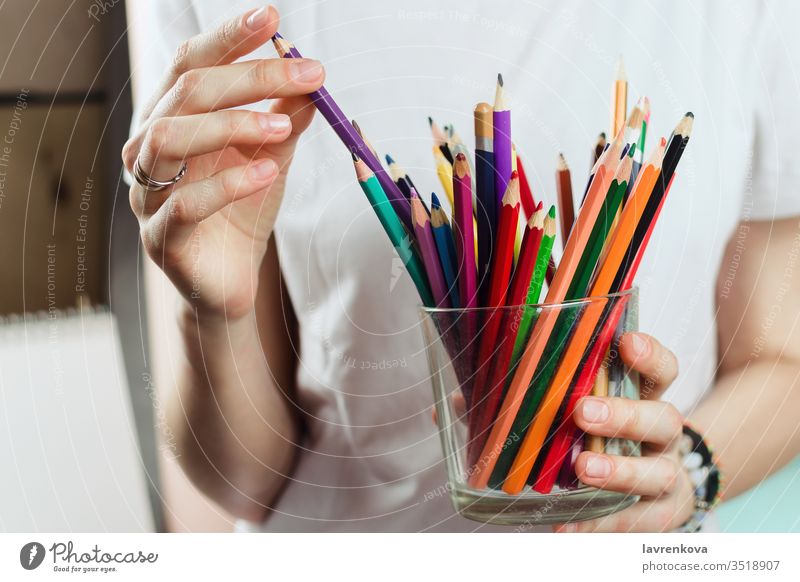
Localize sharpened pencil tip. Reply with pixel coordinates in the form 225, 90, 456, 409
385, 153, 395, 165
497, 73, 504, 87
548, 205, 556, 218
431, 192, 441, 210
351, 152, 359, 162
686, 111, 694, 118
455, 152, 466, 162
428, 116, 434, 127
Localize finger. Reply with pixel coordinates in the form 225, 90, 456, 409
618, 333, 679, 400
141, 158, 278, 255
574, 396, 683, 448
153, 57, 325, 118
574, 451, 682, 497
134, 111, 292, 179
139, 5, 280, 122
554, 494, 691, 533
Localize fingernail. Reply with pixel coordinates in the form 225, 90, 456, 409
290, 60, 323, 83
249, 159, 277, 180
581, 397, 609, 423
584, 454, 612, 478
246, 7, 269, 30
258, 113, 291, 133
631, 333, 651, 357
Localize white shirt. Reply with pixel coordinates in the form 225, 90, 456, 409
131, 0, 800, 532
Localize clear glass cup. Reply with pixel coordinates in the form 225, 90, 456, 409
419, 288, 640, 526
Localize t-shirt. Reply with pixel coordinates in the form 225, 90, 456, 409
131, 0, 800, 532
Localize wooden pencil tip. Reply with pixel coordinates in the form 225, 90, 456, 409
351, 152, 359, 162
557, 152, 569, 171
431, 192, 441, 210
616, 56, 626, 81
510, 170, 518, 180
351, 119, 362, 135
548, 204, 556, 218
428, 116, 434, 127
455, 152, 466, 162
385, 153, 395, 165
497, 73, 504, 87
686, 111, 694, 118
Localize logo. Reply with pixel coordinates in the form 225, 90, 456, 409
20, 542, 45, 570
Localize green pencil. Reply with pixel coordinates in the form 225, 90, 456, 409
488, 156, 635, 488
353, 154, 434, 306
566, 155, 633, 299
510, 206, 556, 365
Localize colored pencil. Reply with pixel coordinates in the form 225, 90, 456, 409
611, 57, 628, 137
411, 190, 450, 308
493, 75, 512, 216
467, 172, 522, 461
430, 193, 460, 308
523, 141, 668, 490
510, 206, 557, 366
353, 154, 433, 306
470, 203, 545, 458
501, 116, 692, 493
469, 139, 619, 489
556, 153, 575, 247
567, 155, 633, 299
271, 34, 413, 231
452, 153, 478, 308
386, 153, 417, 197
434, 147, 455, 207
638, 97, 651, 166
429, 116, 454, 164
516, 154, 537, 220
532, 134, 682, 494
474, 102, 496, 300
593, 132, 607, 165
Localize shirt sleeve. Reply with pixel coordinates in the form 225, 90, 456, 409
748, 2, 800, 220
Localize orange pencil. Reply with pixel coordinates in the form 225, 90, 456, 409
500, 139, 667, 493
468, 139, 622, 489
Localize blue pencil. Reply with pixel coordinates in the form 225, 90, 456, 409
430, 193, 460, 308
474, 102, 495, 302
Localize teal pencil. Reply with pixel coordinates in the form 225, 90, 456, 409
353, 154, 434, 306
430, 193, 460, 308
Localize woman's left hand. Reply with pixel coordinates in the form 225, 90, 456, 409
554, 333, 695, 532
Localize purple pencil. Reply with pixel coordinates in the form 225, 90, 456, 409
492, 74, 512, 213
452, 154, 477, 308
271, 33, 412, 231
411, 190, 450, 308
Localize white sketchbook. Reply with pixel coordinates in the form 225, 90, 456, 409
0, 308, 154, 532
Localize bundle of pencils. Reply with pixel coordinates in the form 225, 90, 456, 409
272, 36, 692, 494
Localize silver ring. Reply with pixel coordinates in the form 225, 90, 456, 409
133, 157, 187, 191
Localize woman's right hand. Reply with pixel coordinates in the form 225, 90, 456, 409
123, 5, 324, 320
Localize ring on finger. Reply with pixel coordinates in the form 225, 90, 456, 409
133, 157, 188, 192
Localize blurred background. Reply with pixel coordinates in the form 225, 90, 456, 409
0, 0, 797, 533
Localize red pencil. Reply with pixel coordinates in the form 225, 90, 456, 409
467, 172, 521, 463
471, 203, 546, 457
516, 154, 537, 219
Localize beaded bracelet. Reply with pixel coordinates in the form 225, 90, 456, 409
676, 423, 724, 532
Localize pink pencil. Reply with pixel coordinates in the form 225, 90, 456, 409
452, 154, 477, 307
412, 190, 450, 308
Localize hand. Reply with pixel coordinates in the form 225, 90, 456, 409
123, 5, 324, 320
554, 332, 696, 532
